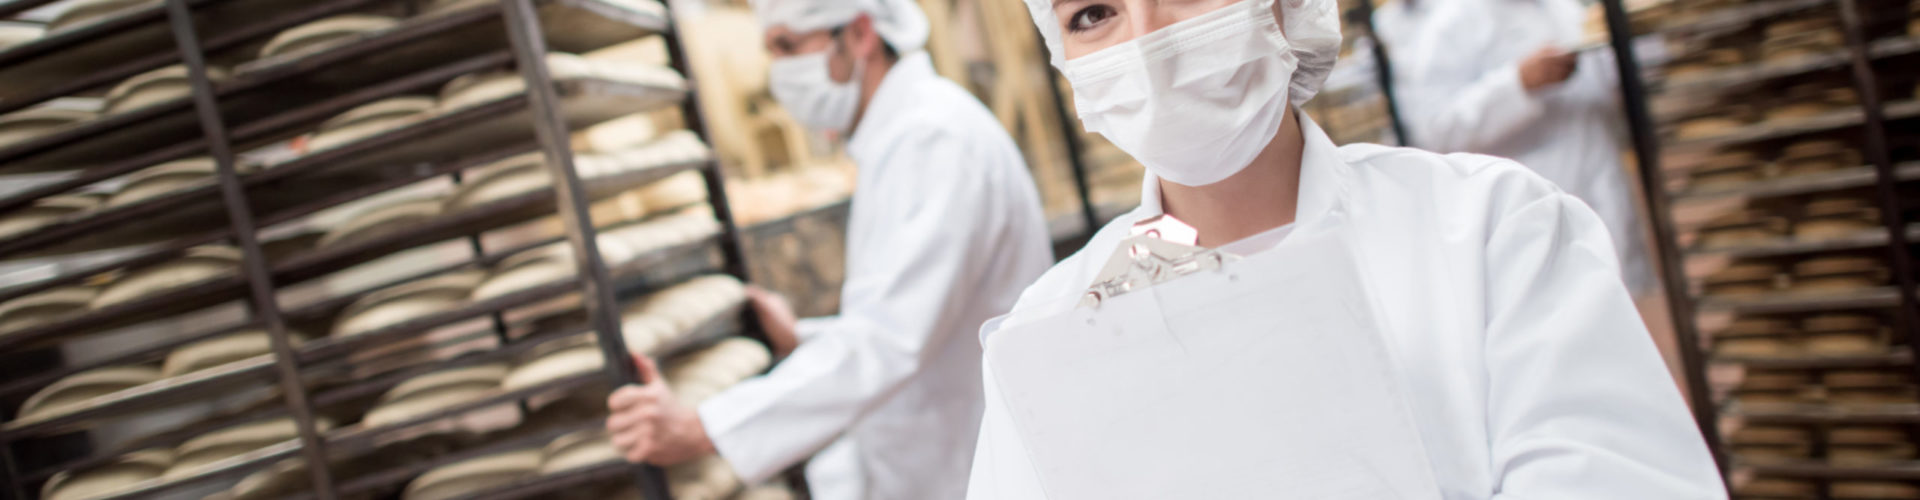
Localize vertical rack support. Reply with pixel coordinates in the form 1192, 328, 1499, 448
657, 5, 766, 344
1835, 0, 1920, 358
1351, 0, 1411, 147
1039, 61, 1102, 239
495, 0, 672, 498
0, 442, 19, 500
160, 0, 340, 498
1596, 0, 1729, 479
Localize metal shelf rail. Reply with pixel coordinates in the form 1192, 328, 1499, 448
1599, 0, 1920, 491
0, 0, 756, 497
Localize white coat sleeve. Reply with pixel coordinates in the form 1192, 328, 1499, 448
695, 129, 1000, 484
1401, 62, 1549, 154
1481, 191, 1725, 499
966, 340, 1047, 500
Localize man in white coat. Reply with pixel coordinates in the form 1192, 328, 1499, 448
1373, 0, 1658, 297
604, 0, 1054, 499
968, 0, 1723, 498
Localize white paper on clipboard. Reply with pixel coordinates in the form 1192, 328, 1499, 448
983, 225, 1442, 500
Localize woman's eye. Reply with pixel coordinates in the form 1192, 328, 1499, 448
1067, 5, 1116, 33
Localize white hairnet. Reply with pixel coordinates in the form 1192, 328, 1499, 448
1022, 0, 1343, 106
752, 0, 931, 53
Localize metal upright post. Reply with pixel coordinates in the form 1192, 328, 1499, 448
495, 0, 671, 498
658, 8, 766, 343
1, 444, 20, 500
1835, 0, 1920, 364
1352, 0, 1411, 146
161, 0, 339, 498
1041, 66, 1102, 239
1597, 0, 1729, 480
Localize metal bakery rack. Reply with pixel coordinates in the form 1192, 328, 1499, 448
1594, 0, 1920, 496
0, 0, 780, 498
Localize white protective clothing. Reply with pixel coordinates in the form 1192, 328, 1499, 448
769, 48, 864, 133
966, 112, 1725, 499
1373, 0, 1658, 296
752, 0, 929, 52
1060, 0, 1305, 187
1024, 0, 1342, 108
698, 52, 1054, 500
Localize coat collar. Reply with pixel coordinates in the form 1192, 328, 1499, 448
847, 51, 937, 159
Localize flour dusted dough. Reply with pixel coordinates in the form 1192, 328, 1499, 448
167, 417, 331, 479
306, 96, 436, 154
500, 335, 603, 392
16, 365, 161, 423
538, 428, 622, 474
92, 246, 241, 309
0, 105, 95, 150
363, 362, 509, 428
41, 449, 171, 500
162, 330, 303, 378
1703, 261, 1783, 296
403, 448, 543, 500
1794, 196, 1879, 242
46, 0, 157, 32
106, 158, 222, 208
259, 15, 399, 60
103, 65, 228, 115
0, 24, 42, 50
319, 195, 445, 249
0, 285, 98, 336
330, 269, 485, 338
0, 193, 102, 241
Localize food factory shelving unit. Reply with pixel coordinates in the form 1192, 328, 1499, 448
1598, 0, 1920, 496
0, 0, 776, 498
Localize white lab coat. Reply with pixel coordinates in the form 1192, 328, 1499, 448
698, 52, 1054, 500
966, 112, 1724, 499
1373, 0, 1659, 297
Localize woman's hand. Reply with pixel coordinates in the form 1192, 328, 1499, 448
746, 286, 801, 358
1519, 47, 1578, 92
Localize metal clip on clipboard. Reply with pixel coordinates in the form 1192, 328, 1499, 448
1081, 214, 1242, 309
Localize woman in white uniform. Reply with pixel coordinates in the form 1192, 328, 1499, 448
1373, 0, 1659, 297
966, 0, 1725, 498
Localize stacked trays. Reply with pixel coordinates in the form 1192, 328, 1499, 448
0, 0, 770, 499
1629, 0, 1920, 497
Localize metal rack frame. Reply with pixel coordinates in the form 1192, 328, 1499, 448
1596, 0, 1920, 491
0, 0, 754, 498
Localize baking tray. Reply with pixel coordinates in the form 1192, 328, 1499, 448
1687, 225, 1920, 259
0, 0, 669, 173
1712, 350, 1915, 370
0, 0, 309, 100
1672, 162, 1920, 201
0, 73, 687, 262
0, 148, 701, 354
1694, 286, 1903, 314
1735, 403, 1920, 425
1741, 461, 1920, 481
1666, 99, 1920, 150
0, 230, 719, 444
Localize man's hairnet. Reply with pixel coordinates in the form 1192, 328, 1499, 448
752, 0, 931, 53
1022, 0, 1343, 106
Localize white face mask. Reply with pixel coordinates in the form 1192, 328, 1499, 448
769, 34, 865, 134
1062, 0, 1300, 187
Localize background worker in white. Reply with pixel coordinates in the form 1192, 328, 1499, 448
1373, 0, 1658, 297
968, 0, 1724, 498
603, 0, 1054, 499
